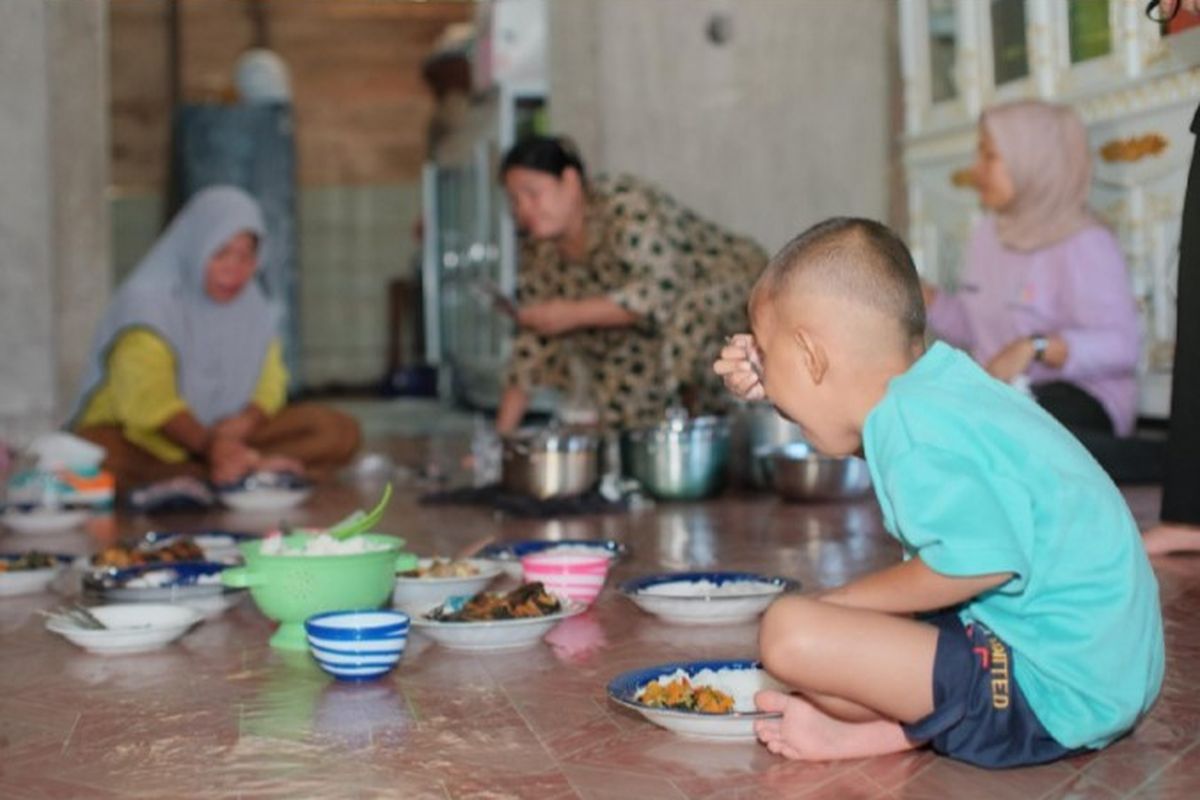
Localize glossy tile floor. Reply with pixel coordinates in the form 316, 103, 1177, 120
1, 433, 1198, 799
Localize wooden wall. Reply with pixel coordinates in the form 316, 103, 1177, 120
109, 0, 474, 191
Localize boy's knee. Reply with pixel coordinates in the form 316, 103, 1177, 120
759, 595, 824, 672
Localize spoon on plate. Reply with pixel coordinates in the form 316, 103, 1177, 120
38, 605, 108, 630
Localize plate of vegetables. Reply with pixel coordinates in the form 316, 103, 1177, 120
0, 551, 75, 596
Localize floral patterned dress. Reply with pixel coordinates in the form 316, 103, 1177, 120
504, 174, 767, 428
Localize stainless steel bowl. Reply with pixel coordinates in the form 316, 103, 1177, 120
621, 416, 730, 500
501, 427, 600, 499
730, 402, 807, 489
767, 442, 872, 502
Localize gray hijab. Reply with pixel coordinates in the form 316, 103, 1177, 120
71, 186, 276, 427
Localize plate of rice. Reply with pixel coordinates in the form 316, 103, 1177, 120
607, 659, 786, 740
619, 571, 798, 625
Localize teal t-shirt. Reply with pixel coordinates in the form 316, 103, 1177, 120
863, 342, 1163, 750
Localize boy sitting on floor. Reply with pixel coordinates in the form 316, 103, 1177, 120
714, 218, 1163, 768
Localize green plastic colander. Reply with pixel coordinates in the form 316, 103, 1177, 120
222, 533, 418, 650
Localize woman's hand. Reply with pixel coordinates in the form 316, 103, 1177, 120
985, 338, 1036, 383
212, 406, 266, 442
258, 454, 305, 476
208, 437, 261, 485
713, 334, 766, 401
517, 300, 578, 336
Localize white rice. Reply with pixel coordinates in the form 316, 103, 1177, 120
259, 534, 390, 557
639, 667, 784, 713
125, 570, 222, 588
639, 579, 781, 598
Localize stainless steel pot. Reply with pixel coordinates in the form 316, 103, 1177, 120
730, 402, 807, 489
767, 441, 872, 502
501, 427, 600, 499
621, 416, 730, 500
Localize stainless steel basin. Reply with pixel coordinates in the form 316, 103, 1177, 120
621, 416, 730, 501
501, 427, 600, 499
767, 441, 872, 502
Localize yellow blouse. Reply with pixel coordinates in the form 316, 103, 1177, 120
75, 329, 288, 463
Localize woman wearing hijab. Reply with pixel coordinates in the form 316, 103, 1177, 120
497, 135, 767, 433
924, 100, 1141, 448
71, 186, 359, 490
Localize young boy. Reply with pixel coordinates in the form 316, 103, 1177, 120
714, 218, 1163, 768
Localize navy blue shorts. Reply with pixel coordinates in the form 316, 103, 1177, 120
901, 611, 1085, 768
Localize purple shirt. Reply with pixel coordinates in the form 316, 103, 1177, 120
927, 218, 1140, 436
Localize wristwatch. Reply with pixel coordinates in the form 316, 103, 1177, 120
1030, 334, 1049, 363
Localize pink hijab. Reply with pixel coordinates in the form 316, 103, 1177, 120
982, 100, 1099, 252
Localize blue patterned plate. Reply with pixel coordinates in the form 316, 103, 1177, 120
607, 659, 785, 740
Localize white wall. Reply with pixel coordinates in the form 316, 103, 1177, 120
0, 0, 110, 439
547, 0, 897, 254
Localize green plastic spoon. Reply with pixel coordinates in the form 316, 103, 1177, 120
327, 483, 393, 541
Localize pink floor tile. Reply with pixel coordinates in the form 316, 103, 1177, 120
0, 434, 1195, 799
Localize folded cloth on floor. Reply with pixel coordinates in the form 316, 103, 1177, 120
418, 484, 629, 518
128, 477, 216, 514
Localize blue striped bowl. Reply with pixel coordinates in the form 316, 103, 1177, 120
304, 609, 409, 681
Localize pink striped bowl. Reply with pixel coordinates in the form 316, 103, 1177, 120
520, 552, 611, 606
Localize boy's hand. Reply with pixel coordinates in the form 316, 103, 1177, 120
1159, 0, 1200, 16
208, 437, 261, 485
714, 334, 766, 401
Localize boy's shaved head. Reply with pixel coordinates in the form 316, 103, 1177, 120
752, 217, 926, 346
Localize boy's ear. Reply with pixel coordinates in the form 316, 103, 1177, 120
792, 326, 828, 384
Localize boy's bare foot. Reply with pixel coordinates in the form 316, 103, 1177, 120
753, 690, 917, 761
1143, 523, 1200, 556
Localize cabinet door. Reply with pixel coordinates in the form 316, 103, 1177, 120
901, 0, 979, 135
1089, 102, 1194, 416
906, 146, 981, 289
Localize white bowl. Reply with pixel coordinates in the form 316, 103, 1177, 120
391, 558, 502, 614
218, 488, 311, 512
410, 602, 586, 652
2, 509, 89, 535
620, 572, 797, 626
607, 660, 786, 741
0, 554, 73, 597
45, 603, 203, 655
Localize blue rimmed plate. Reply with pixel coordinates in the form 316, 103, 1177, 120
619, 571, 798, 626
607, 659, 786, 741
141, 530, 257, 564
0, 552, 74, 596
83, 561, 244, 618
217, 471, 312, 512
410, 600, 587, 652
479, 539, 628, 580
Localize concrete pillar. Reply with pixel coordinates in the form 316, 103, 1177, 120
0, 0, 110, 440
